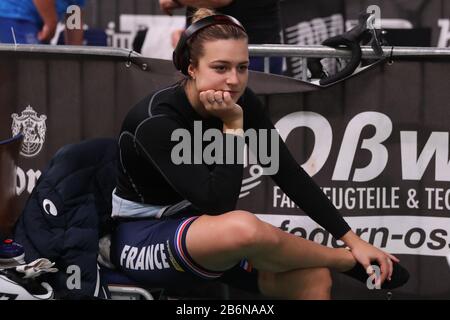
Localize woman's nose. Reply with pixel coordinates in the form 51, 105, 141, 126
226, 69, 239, 85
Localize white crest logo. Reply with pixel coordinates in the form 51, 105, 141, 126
11, 105, 47, 158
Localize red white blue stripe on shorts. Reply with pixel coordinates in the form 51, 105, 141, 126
173, 216, 223, 280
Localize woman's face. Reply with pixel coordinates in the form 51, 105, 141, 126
188, 38, 249, 102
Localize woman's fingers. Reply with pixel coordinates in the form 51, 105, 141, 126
201, 90, 234, 109
377, 255, 391, 284
214, 91, 224, 103
200, 90, 217, 108
205, 90, 216, 104
223, 91, 232, 104
199, 91, 209, 106
388, 253, 400, 263
387, 257, 393, 280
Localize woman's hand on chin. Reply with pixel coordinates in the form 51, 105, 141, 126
199, 90, 243, 128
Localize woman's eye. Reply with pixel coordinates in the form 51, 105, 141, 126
239, 65, 248, 72
214, 66, 226, 72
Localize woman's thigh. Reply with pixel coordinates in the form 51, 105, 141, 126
111, 214, 266, 296
185, 210, 274, 271
111, 216, 229, 289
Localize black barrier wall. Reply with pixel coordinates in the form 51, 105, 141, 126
2, 49, 450, 299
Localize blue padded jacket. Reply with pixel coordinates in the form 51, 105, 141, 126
14, 138, 117, 299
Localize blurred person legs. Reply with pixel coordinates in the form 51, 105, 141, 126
249, 56, 283, 74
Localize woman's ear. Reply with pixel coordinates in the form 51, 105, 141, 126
187, 64, 196, 80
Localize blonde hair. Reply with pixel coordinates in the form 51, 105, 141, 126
191, 8, 215, 23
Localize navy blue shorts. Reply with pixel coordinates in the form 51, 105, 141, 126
110, 215, 260, 293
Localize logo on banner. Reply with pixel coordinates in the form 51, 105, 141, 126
284, 14, 344, 79
11, 105, 47, 158
240, 164, 264, 198
104, 15, 185, 60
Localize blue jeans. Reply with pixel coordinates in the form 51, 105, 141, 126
0, 17, 40, 44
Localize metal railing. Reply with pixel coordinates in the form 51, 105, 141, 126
2, 43, 450, 80
0, 43, 141, 58
248, 44, 450, 58
248, 44, 450, 79
3, 43, 450, 59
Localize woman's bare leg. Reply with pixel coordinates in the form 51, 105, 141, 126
185, 210, 355, 273
258, 269, 332, 300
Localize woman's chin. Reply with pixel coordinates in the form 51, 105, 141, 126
230, 93, 241, 101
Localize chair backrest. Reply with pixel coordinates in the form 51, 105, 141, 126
0, 134, 23, 238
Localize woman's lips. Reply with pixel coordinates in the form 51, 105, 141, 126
227, 91, 240, 98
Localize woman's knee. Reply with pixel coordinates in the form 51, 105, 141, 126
222, 210, 280, 251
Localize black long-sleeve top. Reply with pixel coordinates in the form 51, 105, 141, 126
116, 84, 351, 239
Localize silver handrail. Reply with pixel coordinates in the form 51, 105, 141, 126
2, 43, 450, 59
2, 43, 449, 81
248, 44, 450, 59
0, 43, 141, 58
